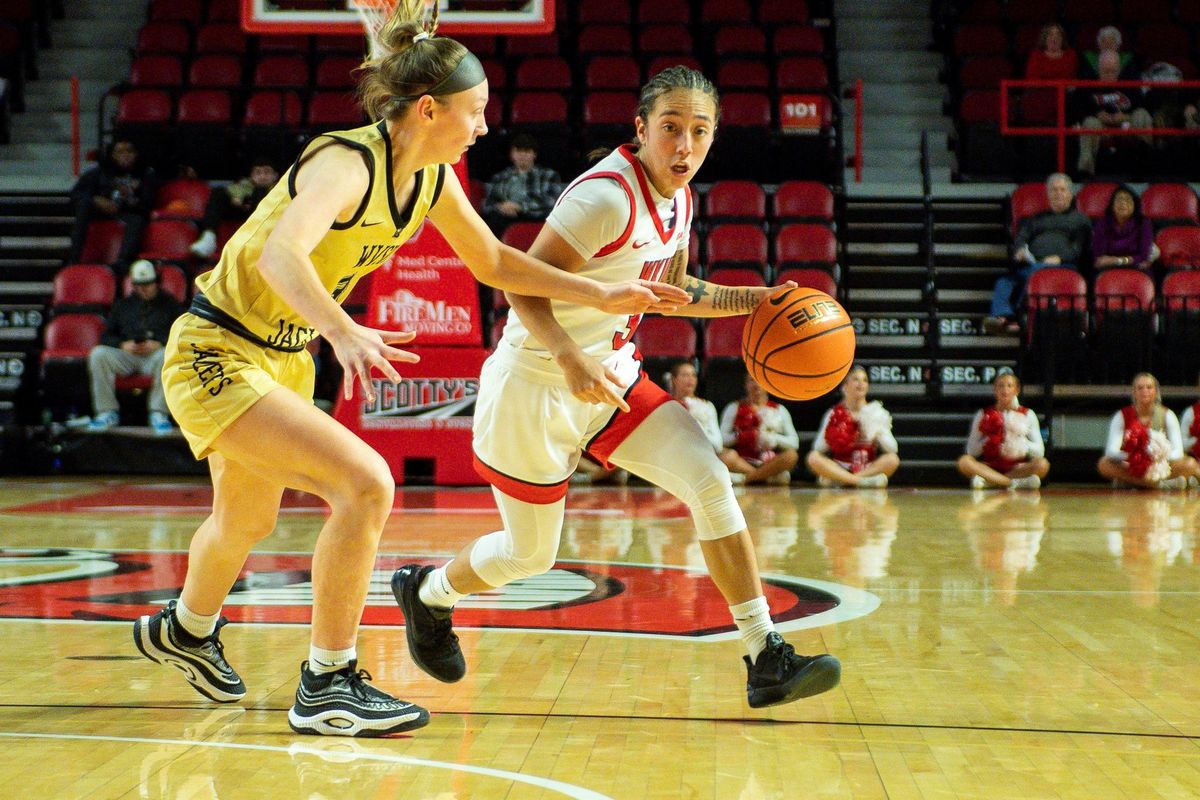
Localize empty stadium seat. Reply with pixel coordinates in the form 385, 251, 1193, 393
703, 315, 747, 358
1025, 268, 1088, 379
577, 25, 633, 56
638, 24, 693, 56
1074, 182, 1117, 220
515, 56, 572, 91
315, 55, 361, 89
706, 224, 768, 272
952, 24, 1009, 58
129, 55, 183, 89
1156, 226, 1200, 270
188, 54, 242, 88
135, 22, 191, 56
1142, 184, 1200, 229
776, 56, 829, 91
704, 267, 767, 287
775, 267, 837, 297
253, 55, 309, 90
586, 56, 641, 90
717, 60, 770, 90
704, 181, 767, 222
774, 223, 837, 271
713, 25, 768, 58
79, 220, 126, 265
42, 313, 105, 361
772, 25, 824, 56
773, 181, 834, 223
306, 91, 364, 131
52, 265, 116, 313
759, 0, 808, 25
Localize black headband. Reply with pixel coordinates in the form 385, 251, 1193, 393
391, 50, 487, 104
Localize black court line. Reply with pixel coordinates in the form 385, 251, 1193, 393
1, 703, 1197, 742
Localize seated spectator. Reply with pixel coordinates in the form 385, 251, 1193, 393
1073, 50, 1154, 176
1097, 372, 1200, 489
806, 365, 899, 489
1093, 184, 1157, 272
189, 158, 281, 259
481, 133, 563, 235
985, 173, 1092, 334
719, 373, 800, 485
83, 260, 184, 435
1025, 23, 1078, 81
66, 139, 158, 275
1080, 26, 1136, 80
957, 368, 1050, 490
667, 360, 746, 484
1180, 372, 1200, 487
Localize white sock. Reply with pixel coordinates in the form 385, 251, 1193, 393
419, 564, 465, 610
308, 644, 356, 675
174, 597, 218, 640
730, 596, 774, 662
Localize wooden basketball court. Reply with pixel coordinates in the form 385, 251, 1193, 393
0, 477, 1197, 798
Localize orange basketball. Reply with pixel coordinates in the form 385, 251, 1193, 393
741, 287, 855, 400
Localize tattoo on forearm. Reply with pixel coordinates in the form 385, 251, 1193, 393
683, 278, 710, 305
712, 286, 759, 313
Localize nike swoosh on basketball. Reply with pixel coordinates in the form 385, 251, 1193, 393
631, 239, 655, 249
360, 220, 384, 227
769, 291, 792, 305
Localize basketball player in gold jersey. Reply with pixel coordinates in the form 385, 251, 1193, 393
131, 0, 688, 737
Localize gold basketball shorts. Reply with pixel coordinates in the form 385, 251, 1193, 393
162, 312, 315, 459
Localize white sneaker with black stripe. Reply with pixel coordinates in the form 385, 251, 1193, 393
133, 600, 246, 702
287, 661, 430, 737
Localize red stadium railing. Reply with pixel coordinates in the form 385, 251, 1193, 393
999, 78, 1200, 173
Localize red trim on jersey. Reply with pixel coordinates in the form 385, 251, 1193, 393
556, 171, 637, 258
616, 145, 681, 245
472, 455, 570, 504
586, 371, 674, 468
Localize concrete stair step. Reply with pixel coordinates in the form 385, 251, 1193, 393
52, 19, 137, 48
11, 112, 100, 142
37, 49, 130, 82
23, 79, 114, 112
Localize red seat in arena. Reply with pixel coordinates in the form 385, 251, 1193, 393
1156, 226, 1200, 270
773, 25, 824, 56
776, 56, 829, 90
501, 222, 543, 252
638, 0, 692, 26
578, 0, 630, 25
703, 315, 748, 358
509, 91, 568, 124
189, 54, 243, 88
117, 89, 172, 125
775, 268, 837, 297
52, 265, 116, 312
129, 55, 183, 88
638, 24, 693, 56
1074, 182, 1117, 220
1025, 267, 1087, 343
1094, 268, 1154, 313
137, 220, 197, 261
717, 60, 771, 90
514, 56, 572, 91
774, 223, 837, 269
704, 181, 767, 222
957, 55, 1013, 90
315, 55, 360, 90
713, 25, 768, 58
759, 0, 808, 24
704, 267, 767, 288
1161, 269, 1200, 312
195, 23, 247, 54
79, 221, 126, 265
42, 314, 106, 362
706, 224, 768, 272
576, 25, 633, 56
1009, 182, 1050, 234
1142, 183, 1200, 228
586, 56, 641, 90
243, 90, 303, 127
307, 91, 363, 129
153, 179, 211, 221
176, 89, 232, 124
953, 24, 1009, 57
253, 55, 309, 90
634, 316, 697, 358
773, 181, 834, 223
135, 22, 191, 56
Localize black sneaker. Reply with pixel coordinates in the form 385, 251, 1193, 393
744, 632, 841, 708
133, 600, 246, 703
287, 661, 429, 737
391, 564, 466, 683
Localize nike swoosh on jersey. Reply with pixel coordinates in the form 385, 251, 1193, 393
360, 220, 384, 227
631, 239, 655, 249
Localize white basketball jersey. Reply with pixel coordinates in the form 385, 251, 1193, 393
502, 144, 692, 360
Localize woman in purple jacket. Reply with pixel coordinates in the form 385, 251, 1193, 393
1092, 185, 1156, 273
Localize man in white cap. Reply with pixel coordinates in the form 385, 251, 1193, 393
85, 259, 184, 434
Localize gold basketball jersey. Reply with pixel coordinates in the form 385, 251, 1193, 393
192, 121, 446, 351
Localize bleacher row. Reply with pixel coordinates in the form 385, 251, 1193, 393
939, 0, 1200, 179
106, 0, 837, 181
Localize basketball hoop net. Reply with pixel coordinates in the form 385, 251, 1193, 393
351, 0, 437, 59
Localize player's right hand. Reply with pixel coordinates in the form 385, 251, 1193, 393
328, 324, 420, 403
556, 351, 630, 411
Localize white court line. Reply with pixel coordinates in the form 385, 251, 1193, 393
0, 732, 613, 800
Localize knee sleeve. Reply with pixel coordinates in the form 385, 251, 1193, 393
468, 488, 565, 587
609, 403, 747, 540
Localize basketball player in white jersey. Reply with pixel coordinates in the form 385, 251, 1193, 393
392, 66, 841, 709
